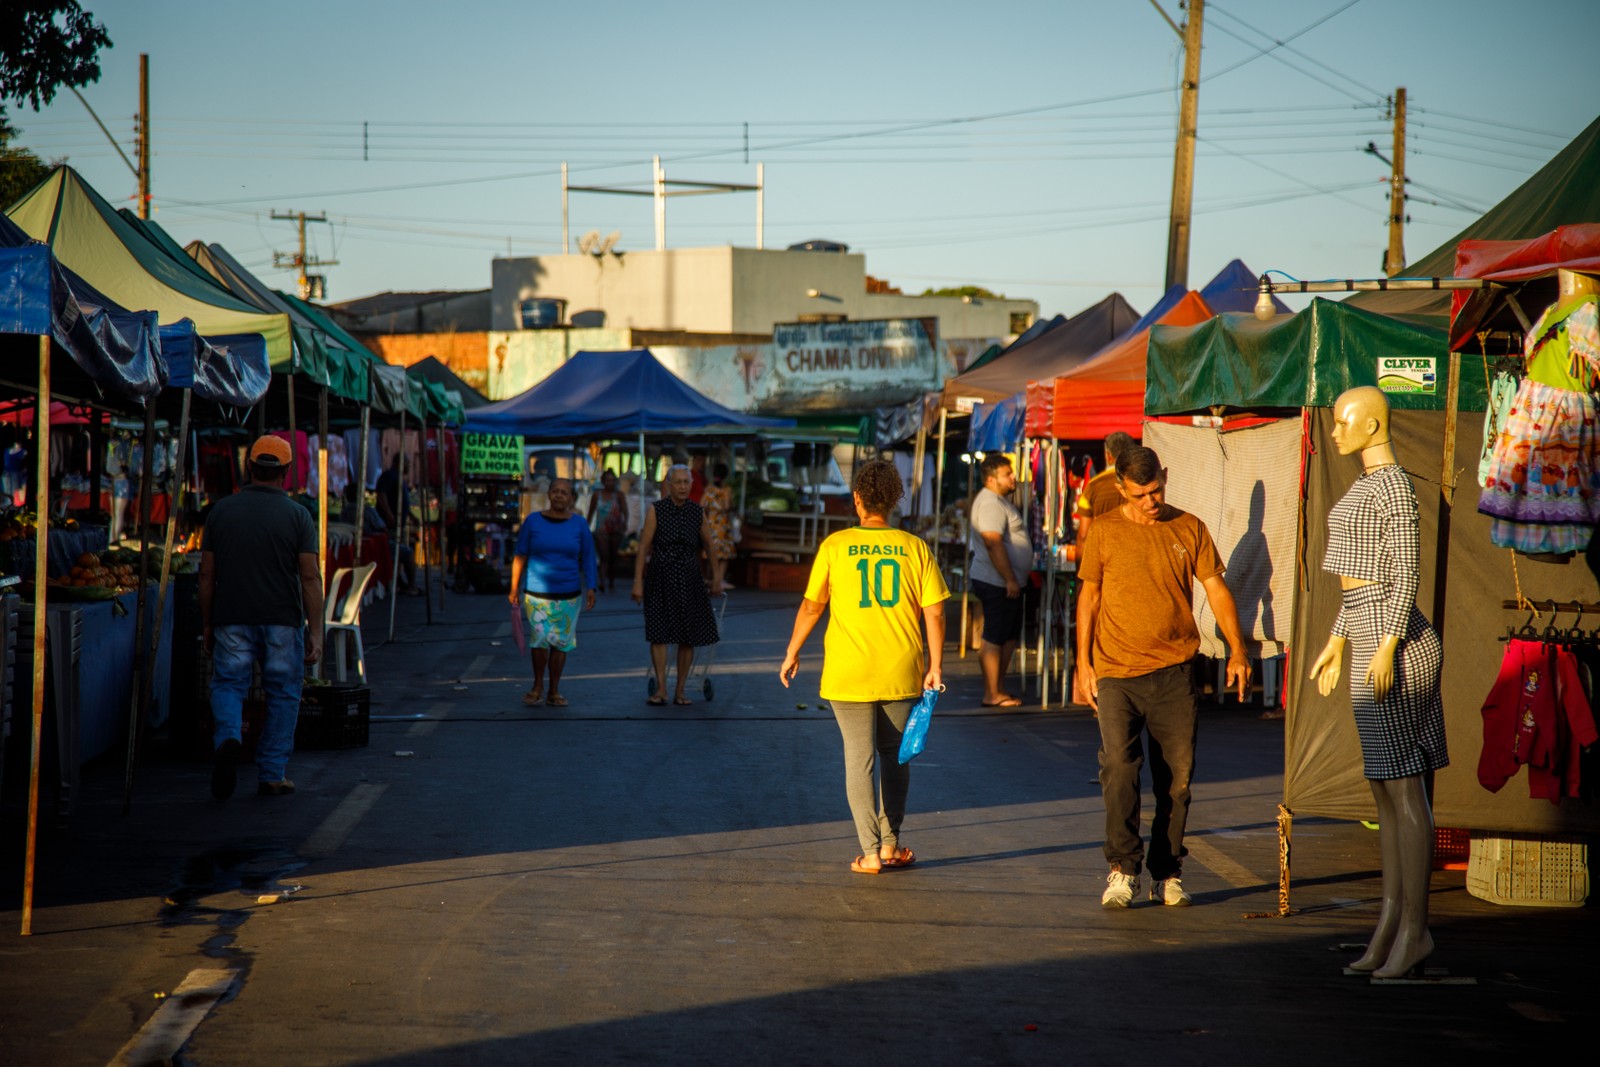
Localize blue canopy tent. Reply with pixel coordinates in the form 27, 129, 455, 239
968, 393, 1025, 453
466, 349, 794, 438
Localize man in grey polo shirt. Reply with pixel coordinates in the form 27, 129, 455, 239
969, 452, 1032, 707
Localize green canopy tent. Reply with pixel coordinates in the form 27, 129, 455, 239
1148, 302, 1600, 841
1347, 112, 1600, 328
7, 167, 293, 371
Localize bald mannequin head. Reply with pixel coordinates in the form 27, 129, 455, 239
1332, 385, 1394, 465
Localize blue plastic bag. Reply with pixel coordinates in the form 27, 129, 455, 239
898, 686, 943, 764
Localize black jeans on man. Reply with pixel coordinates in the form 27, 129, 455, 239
1096, 661, 1199, 879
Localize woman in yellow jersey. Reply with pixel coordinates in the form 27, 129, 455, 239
780, 460, 949, 874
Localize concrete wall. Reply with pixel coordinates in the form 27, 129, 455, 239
365, 332, 490, 396
491, 247, 1037, 341
486, 327, 631, 399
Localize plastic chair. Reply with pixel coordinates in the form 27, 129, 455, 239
323, 563, 377, 684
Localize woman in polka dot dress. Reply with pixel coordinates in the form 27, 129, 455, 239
633, 465, 721, 704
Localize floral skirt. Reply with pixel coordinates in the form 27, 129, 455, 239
522, 593, 581, 652
1478, 378, 1600, 553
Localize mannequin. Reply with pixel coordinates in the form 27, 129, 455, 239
1309, 386, 1449, 979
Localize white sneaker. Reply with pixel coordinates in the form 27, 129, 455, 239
1150, 877, 1192, 906
1101, 869, 1139, 908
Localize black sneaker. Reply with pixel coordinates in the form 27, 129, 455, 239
257, 779, 296, 796
211, 739, 241, 800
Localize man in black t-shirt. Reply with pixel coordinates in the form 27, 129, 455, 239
199, 436, 325, 799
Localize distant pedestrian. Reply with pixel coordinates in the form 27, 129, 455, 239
199, 435, 325, 799
969, 452, 1030, 707
375, 453, 422, 596
1074, 431, 1135, 545
701, 462, 736, 591
781, 459, 949, 874
1076, 445, 1250, 908
633, 464, 721, 705
586, 469, 629, 593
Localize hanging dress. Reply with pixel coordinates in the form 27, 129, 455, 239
642, 498, 720, 647
1478, 293, 1600, 553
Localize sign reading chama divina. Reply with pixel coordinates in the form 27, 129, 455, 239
462, 433, 525, 478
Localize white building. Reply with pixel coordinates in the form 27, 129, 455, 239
490, 246, 1036, 341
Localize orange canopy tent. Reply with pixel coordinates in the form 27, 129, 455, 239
1027, 290, 1217, 440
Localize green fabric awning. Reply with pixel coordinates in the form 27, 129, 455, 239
7, 166, 294, 369
1146, 299, 1486, 415
276, 291, 375, 404
787, 413, 872, 445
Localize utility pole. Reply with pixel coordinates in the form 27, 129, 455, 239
1384, 87, 1407, 277
135, 54, 150, 219
271, 211, 339, 300
1163, 0, 1204, 291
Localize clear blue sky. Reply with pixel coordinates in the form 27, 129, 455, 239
12, 0, 1599, 321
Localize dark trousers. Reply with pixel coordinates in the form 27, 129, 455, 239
1096, 662, 1199, 879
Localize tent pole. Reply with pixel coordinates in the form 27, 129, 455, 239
910, 415, 927, 536
317, 387, 329, 589
959, 455, 973, 659
21, 337, 52, 936
420, 418, 433, 626
388, 404, 408, 643
354, 404, 371, 562
122, 401, 158, 815
1432, 350, 1461, 639
286, 376, 299, 491
933, 408, 947, 546
434, 423, 447, 615
638, 430, 646, 539
142, 387, 191, 807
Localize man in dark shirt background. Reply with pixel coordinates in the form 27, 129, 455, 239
376, 452, 422, 595
200, 436, 324, 799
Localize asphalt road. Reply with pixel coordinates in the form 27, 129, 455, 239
1, 583, 1594, 1065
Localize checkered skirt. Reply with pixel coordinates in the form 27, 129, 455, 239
1341, 583, 1449, 780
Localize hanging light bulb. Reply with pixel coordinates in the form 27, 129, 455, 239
1254, 275, 1276, 321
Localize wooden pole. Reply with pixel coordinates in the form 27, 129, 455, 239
1163, 0, 1204, 290
122, 402, 157, 814
1384, 87, 1408, 277
21, 337, 52, 935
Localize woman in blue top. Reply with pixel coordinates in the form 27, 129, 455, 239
510, 478, 597, 707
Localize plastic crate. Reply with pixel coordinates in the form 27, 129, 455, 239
1465, 832, 1590, 908
297, 685, 370, 749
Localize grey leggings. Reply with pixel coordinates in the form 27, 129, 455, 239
830, 699, 914, 856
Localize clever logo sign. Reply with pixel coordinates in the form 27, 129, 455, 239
1377, 356, 1436, 395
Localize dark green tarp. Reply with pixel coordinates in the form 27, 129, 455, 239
1146, 299, 1485, 415
1347, 112, 1600, 327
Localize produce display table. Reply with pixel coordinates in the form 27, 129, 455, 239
6, 526, 111, 578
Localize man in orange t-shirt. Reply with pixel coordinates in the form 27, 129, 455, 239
1076, 445, 1251, 909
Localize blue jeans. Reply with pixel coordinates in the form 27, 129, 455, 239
211, 624, 306, 782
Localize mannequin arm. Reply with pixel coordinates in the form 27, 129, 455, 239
1309, 635, 1346, 697
1366, 635, 1401, 702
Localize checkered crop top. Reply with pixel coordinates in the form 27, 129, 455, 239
1322, 463, 1421, 639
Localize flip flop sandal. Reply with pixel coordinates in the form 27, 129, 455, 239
646, 695, 667, 706
546, 694, 569, 707
521, 689, 543, 706
850, 856, 883, 875
673, 696, 693, 706
880, 848, 916, 869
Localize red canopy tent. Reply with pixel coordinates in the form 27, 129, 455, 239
1448, 223, 1600, 349
1026, 290, 1217, 440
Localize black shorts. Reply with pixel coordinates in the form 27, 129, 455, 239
972, 578, 1024, 645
